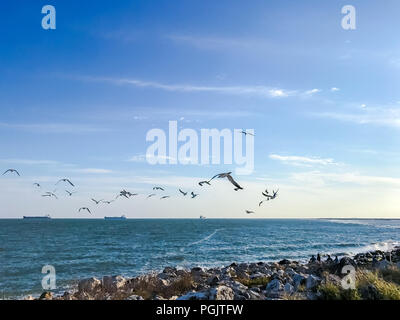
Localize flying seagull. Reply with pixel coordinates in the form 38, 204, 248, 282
153, 187, 165, 191
78, 207, 91, 214
33, 183, 41, 188
241, 130, 255, 136
259, 200, 269, 207
198, 181, 211, 186
65, 190, 76, 196
102, 200, 114, 204
262, 189, 279, 200
127, 192, 138, 197
3, 169, 20, 176
191, 192, 198, 198
246, 210, 254, 214
91, 198, 103, 205
179, 189, 188, 196
210, 172, 243, 191
160, 196, 170, 199
42, 192, 58, 199
57, 179, 75, 187
147, 193, 156, 199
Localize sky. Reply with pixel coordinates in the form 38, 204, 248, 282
0, 0, 399, 218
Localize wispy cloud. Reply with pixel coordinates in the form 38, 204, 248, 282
269, 154, 338, 166
0, 158, 60, 166
80, 75, 298, 99
291, 171, 400, 188
69, 168, 114, 174
0, 122, 109, 134
312, 108, 400, 128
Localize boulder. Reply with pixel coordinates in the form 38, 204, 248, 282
209, 286, 234, 300
278, 259, 291, 265
293, 273, 306, 289
39, 291, 53, 300
177, 291, 209, 300
266, 279, 283, 293
102, 275, 127, 293
126, 294, 144, 300
306, 275, 321, 290
284, 283, 294, 294
78, 277, 102, 294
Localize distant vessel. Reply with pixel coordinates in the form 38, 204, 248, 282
23, 215, 51, 220
200, 215, 206, 219
104, 215, 127, 220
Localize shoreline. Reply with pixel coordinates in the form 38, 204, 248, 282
25, 247, 400, 301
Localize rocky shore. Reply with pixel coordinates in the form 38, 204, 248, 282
29, 247, 400, 300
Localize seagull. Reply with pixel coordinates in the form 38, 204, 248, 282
241, 130, 255, 136
42, 192, 58, 199
179, 189, 188, 196
246, 210, 254, 214
198, 181, 211, 186
117, 190, 130, 199
78, 207, 91, 214
209, 172, 243, 190
102, 200, 114, 204
191, 192, 198, 198
147, 194, 156, 199
160, 196, 170, 199
262, 189, 279, 200
65, 190, 76, 196
127, 192, 138, 197
226, 174, 243, 191
3, 169, 20, 176
91, 198, 103, 205
259, 200, 269, 207
56, 178, 75, 187
33, 183, 41, 188
153, 187, 165, 191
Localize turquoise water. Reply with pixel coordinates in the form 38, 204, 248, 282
0, 218, 399, 298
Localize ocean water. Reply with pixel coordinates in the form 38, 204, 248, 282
0, 218, 399, 299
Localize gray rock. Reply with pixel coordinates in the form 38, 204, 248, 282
306, 275, 321, 290
293, 273, 306, 289
266, 279, 283, 292
177, 291, 209, 300
102, 275, 127, 293
209, 286, 235, 300
284, 283, 294, 294
126, 294, 144, 300
78, 277, 102, 294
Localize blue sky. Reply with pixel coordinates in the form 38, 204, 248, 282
0, 0, 399, 218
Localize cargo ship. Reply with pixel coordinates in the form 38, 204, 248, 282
104, 215, 127, 220
23, 215, 51, 220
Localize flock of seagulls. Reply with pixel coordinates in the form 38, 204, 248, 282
2, 167, 279, 216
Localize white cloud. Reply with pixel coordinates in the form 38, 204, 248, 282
78, 75, 323, 100
269, 154, 337, 166
313, 108, 400, 128
290, 171, 400, 188
0, 122, 108, 134
331, 87, 340, 92
304, 88, 321, 95
70, 168, 113, 174
0, 158, 60, 166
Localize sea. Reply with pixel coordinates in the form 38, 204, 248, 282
0, 218, 399, 299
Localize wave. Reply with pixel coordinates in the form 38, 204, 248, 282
330, 240, 399, 257
186, 228, 223, 246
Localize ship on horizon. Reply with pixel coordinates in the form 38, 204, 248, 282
23, 215, 51, 220
104, 215, 127, 220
